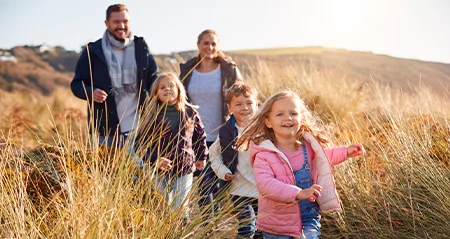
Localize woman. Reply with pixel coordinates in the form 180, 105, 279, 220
179, 29, 242, 217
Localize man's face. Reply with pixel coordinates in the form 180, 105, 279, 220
105, 10, 130, 41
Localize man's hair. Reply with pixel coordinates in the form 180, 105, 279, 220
106, 4, 128, 20
225, 81, 258, 104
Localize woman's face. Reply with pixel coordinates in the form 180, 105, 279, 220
197, 33, 219, 59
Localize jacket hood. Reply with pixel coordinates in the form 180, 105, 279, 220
249, 132, 324, 168
249, 139, 291, 169
180, 54, 236, 71
86, 36, 144, 52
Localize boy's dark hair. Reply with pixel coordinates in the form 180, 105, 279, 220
106, 4, 128, 20
225, 82, 258, 103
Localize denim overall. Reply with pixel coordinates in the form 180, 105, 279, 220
293, 144, 321, 239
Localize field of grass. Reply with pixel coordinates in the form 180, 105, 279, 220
1, 58, 450, 238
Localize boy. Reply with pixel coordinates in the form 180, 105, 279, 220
209, 82, 262, 239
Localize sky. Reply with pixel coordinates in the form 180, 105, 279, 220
1, 0, 449, 63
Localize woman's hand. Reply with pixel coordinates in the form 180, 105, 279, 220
296, 184, 323, 202
347, 143, 365, 158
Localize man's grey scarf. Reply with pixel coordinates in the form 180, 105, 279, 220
102, 30, 138, 96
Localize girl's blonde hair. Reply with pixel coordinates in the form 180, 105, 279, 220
141, 72, 198, 129
236, 89, 329, 150
150, 72, 196, 112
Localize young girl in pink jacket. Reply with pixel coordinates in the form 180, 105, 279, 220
237, 90, 364, 239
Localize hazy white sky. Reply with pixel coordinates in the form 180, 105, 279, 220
1, 0, 449, 63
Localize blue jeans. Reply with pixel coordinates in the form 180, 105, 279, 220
262, 232, 296, 239
301, 227, 320, 239
153, 173, 193, 218
97, 131, 134, 150
262, 230, 319, 239
96, 131, 140, 162
97, 131, 143, 179
231, 195, 263, 238
293, 144, 321, 239
195, 141, 221, 216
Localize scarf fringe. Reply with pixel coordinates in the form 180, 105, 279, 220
111, 84, 139, 97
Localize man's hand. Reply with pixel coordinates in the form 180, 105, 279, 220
158, 157, 172, 171
93, 89, 108, 103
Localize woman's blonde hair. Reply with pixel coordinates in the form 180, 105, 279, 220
236, 89, 329, 150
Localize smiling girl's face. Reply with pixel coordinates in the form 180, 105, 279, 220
264, 97, 302, 142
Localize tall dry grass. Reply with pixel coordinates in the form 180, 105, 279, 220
1, 58, 449, 238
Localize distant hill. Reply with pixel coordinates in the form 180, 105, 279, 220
230, 47, 450, 96
0, 46, 74, 95
1, 46, 449, 96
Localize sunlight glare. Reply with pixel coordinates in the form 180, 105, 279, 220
320, 0, 369, 48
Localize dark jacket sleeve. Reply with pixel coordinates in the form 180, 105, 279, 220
143, 39, 159, 90
70, 48, 94, 101
148, 143, 158, 165
145, 122, 160, 165
192, 112, 208, 162
179, 63, 186, 80
234, 64, 243, 82
135, 116, 159, 165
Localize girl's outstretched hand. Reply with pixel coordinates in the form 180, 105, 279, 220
296, 184, 322, 202
347, 143, 365, 158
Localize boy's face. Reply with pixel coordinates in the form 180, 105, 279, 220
227, 94, 257, 127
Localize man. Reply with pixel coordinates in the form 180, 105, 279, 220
71, 4, 159, 146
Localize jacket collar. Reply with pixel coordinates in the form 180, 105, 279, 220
85, 39, 107, 65
249, 132, 320, 170
225, 114, 236, 129
180, 54, 236, 71
250, 140, 293, 172
86, 36, 142, 65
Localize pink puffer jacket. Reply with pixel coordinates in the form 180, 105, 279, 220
250, 132, 348, 238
